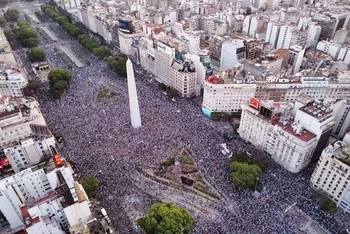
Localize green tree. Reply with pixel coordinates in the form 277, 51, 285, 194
230, 161, 262, 189
80, 175, 99, 198
4, 9, 19, 22
25, 37, 39, 48
27, 47, 46, 62
48, 69, 72, 99
14, 23, 39, 48
321, 196, 337, 213
92, 46, 111, 59
55, 16, 69, 26
107, 56, 127, 78
28, 80, 40, 93
138, 203, 192, 234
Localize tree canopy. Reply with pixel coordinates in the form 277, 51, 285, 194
321, 196, 337, 213
92, 46, 111, 60
80, 175, 99, 198
138, 203, 193, 234
230, 161, 262, 189
4, 9, 20, 22
107, 56, 127, 78
48, 69, 72, 99
13, 23, 39, 48
28, 80, 40, 93
27, 47, 46, 62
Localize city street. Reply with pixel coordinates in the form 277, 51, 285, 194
7, 2, 350, 233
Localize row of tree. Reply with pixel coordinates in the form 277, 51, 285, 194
107, 56, 127, 78
41, 5, 110, 60
5, 22, 39, 48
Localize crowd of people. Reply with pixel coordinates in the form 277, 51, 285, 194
31, 18, 349, 234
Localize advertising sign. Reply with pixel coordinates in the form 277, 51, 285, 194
119, 20, 133, 34
132, 38, 139, 47
249, 97, 260, 110
175, 50, 183, 62
157, 41, 175, 56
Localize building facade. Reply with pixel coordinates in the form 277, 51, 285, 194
311, 138, 350, 213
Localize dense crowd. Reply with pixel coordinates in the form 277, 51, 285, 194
31, 19, 349, 234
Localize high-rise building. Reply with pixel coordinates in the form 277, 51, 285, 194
306, 24, 322, 48
276, 25, 293, 49
331, 99, 350, 140
155, 41, 175, 85
311, 138, 350, 213
210, 36, 245, 71
292, 94, 335, 158
265, 22, 282, 48
170, 60, 197, 98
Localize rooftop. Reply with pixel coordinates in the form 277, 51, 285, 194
299, 99, 333, 121
273, 118, 316, 142
305, 49, 330, 59
205, 75, 222, 84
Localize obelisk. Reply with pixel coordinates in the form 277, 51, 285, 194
126, 59, 142, 128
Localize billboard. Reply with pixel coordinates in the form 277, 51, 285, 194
119, 20, 133, 34
249, 97, 259, 110
175, 50, 183, 62
132, 38, 139, 47
259, 106, 273, 119
147, 46, 155, 57
157, 41, 175, 56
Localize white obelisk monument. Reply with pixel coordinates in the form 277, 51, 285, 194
126, 59, 142, 128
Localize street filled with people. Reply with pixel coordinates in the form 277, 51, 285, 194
16, 7, 349, 233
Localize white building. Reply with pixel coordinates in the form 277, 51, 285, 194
292, 94, 335, 157
154, 42, 175, 85
210, 37, 245, 72
316, 40, 350, 65
238, 95, 333, 173
177, 31, 200, 54
331, 99, 350, 140
0, 67, 27, 98
276, 25, 293, 49
306, 24, 322, 48
311, 139, 350, 213
118, 31, 140, 56
265, 22, 282, 48
267, 116, 318, 173
0, 161, 92, 234
288, 45, 305, 74
202, 73, 256, 113
170, 60, 197, 98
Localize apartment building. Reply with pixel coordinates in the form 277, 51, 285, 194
331, 99, 350, 140
0, 161, 92, 234
0, 67, 27, 98
238, 94, 334, 172
311, 137, 350, 213
170, 60, 197, 98
202, 74, 256, 114
210, 36, 245, 72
